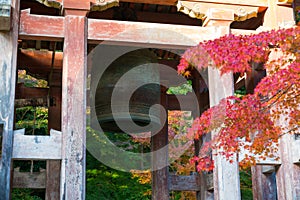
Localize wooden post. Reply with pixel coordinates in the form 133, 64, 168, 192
0, 0, 19, 198
204, 8, 241, 200
47, 71, 62, 200
60, 2, 89, 199
192, 70, 213, 200
151, 87, 169, 200
276, 134, 300, 200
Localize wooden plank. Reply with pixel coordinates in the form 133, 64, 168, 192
151, 89, 169, 200
60, 14, 87, 200
15, 83, 49, 99
0, 0, 19, 198
88, 19, 215, 48
14, 97, 48, 108
19, 11, 265, 47
0, 0, 11, 31
12, 129, 62, 160
46, 160, 61, 200
12, 167, 46, 189
169, 174, 201, 191
19, 9, 64, 41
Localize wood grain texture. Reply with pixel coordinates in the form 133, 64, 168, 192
207, 26, 240, 200
169, 174, 201, 191
276, 134, 300, 200
19, 12, 266, 48
19, 9, 64, 41
0, 0, 19, 198
60, 14, 87, 200
46, 71, 62, 200
151, 90, 169, 200
12, 129, 62, 160
88, 19, 214, 48
12, 167, 46, 189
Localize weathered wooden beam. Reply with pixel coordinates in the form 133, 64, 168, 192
88, 18, 212, 48
15, 84, 49, 99
0, 0, 11, 31
88, 8, 200, 26
151, 89, 169, 200
12, 167, 46, 189
60, 7, 88, 199
239, 149, 281, 165
19, 9, 64, 41
0, 0, 19, 198
19, 10, 265, 47
208, 64, 241, 200
12, 129, 62, 160
14, 97, 48, 108
205, 10, 241, 200
46, 69, 62, 200
169, 174, 201, 191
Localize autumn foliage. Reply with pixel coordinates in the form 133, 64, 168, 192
178, 27, 300, 170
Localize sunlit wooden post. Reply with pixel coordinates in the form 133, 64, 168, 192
203, 8, 241, 200
0, 0, 19, 199
60, 1, 89, 199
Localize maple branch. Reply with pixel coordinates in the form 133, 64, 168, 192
279, 125, 300, 138
260, 84, 294, 111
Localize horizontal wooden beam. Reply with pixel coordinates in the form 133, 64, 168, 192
12, 129, 62, 160
15, 84, 49, 99
19, 9, 262, 47
169, 174, 201, 191
88, 18, 212, 48
12, 168, 46, 189
88, 9, 201, 26
19, 9, 64, 41
15, 97, 48, 108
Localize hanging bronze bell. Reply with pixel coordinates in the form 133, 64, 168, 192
95, 49, 161, 133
